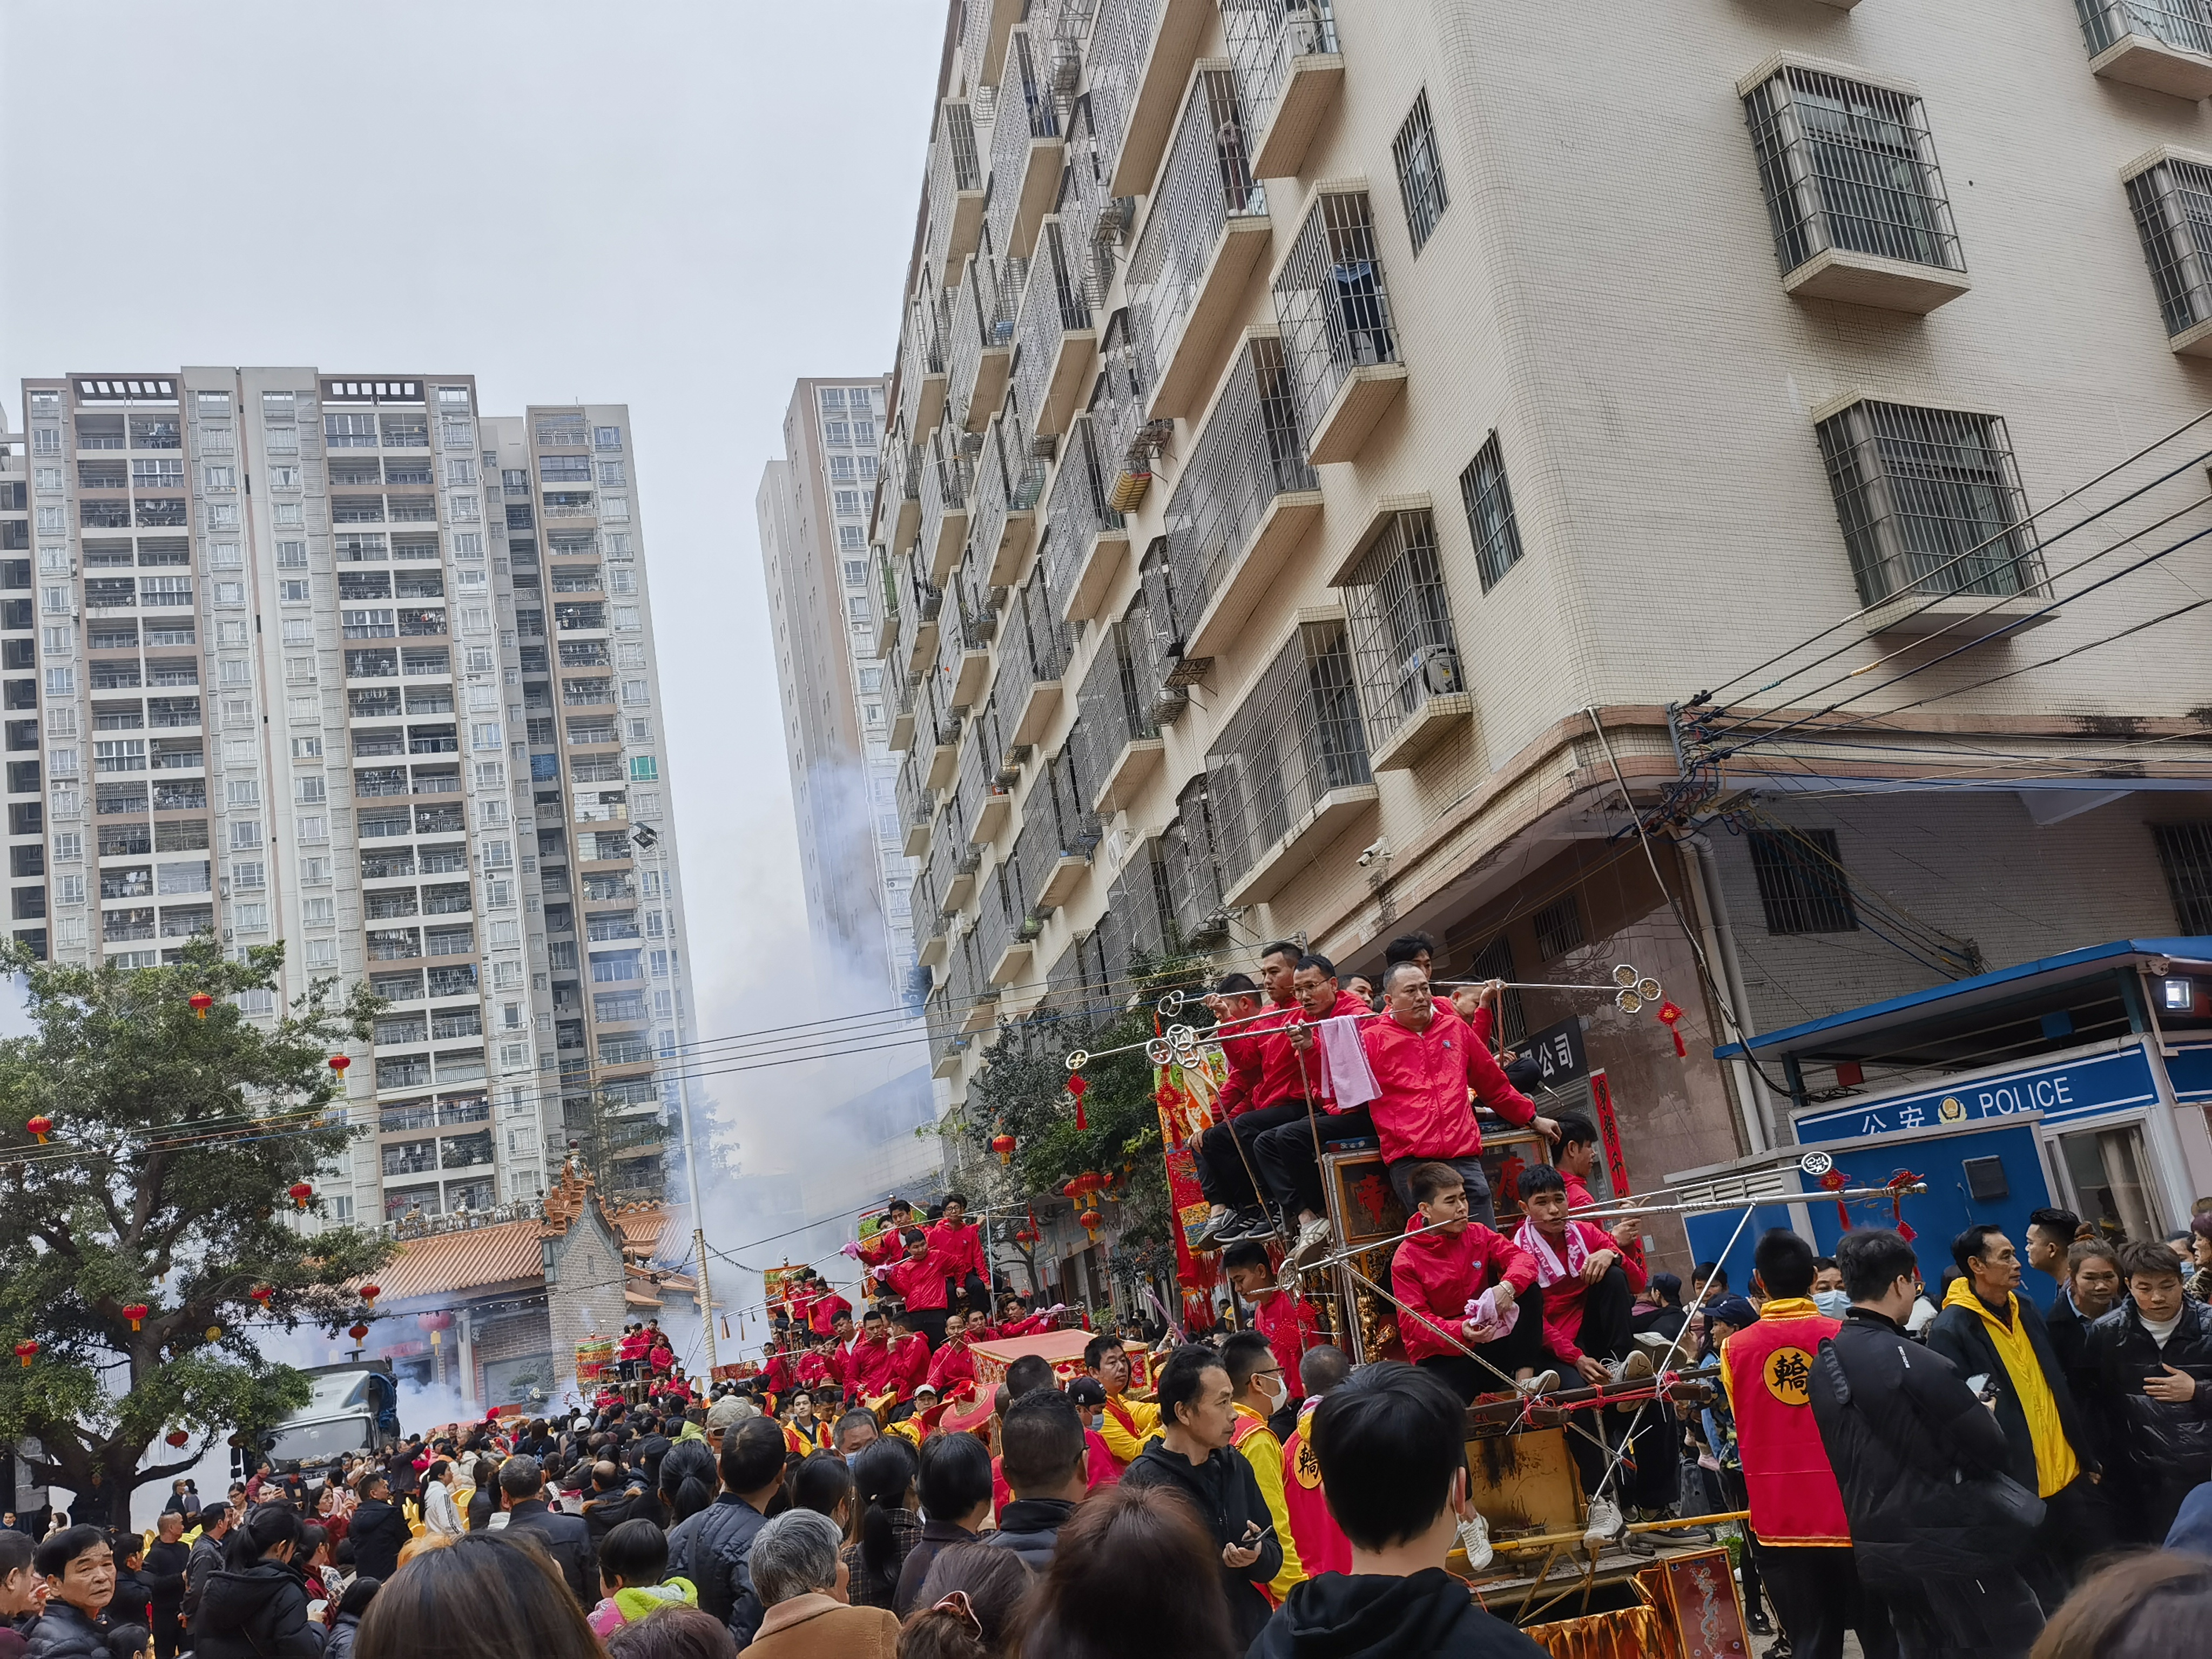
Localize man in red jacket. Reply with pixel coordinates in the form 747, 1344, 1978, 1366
858, 1198, 917, 1272
875, 1226, 955, 1348
803, 1274, 852, 1338
1193, 960, 1305, 1250
848, 1305, 896, 1405
927, 1310, 979, 1395
885, 1308, 932, 1414
1390, 1160, 1556, 1402
928, 1193, 990, 1312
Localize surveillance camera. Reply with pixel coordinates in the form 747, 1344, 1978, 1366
2148, 956, 2174, 976
1357, 837, 1387, 869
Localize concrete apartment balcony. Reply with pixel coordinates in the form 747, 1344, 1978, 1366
990, 30, 1066, 259
928, 100, 986, 280
2081, 0, 2212, 97
972, 785, 1013, 847
920, 433, 972, 584
1273, 187, 1407, 463
987, 934, 1033, 987
1106, 0, 1214, 197
949, 254, 1020, 435
1226, 0, 1344, 178
1169, 334, 1325, 661
1131, 67, 1273, 421
1014, 220, 1099, 440
964, 0, 1022, 92
1009, 674, 1061, 748
880, 440, 923, 555
1044, 416, 1130, 625
980, 419, 1044, 588
1783, 248, 1972, 314
1033, 849, 1087, 912
960, 989, 1000, 1034
1369, 692, 1472, 772
926, 723, 961, 792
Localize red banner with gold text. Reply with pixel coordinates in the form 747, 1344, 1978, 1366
1152, 1049, 1225, 1328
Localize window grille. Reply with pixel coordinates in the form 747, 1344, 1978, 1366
1466, 934, 1528, 1046
2153, 821, 2212, 932
1073, 609, 1159, 790
1163, 337, 1318, 631
988, 30, 1062, 256
1206, 621, 1371, 891
1340, 509, 1464, 750
1090, 308, 1156, 473
2126, 156, 2212, 338
1392, 90, 1450, 253
1127, 68, 1265, 375
1085, 0, 1155, 184
1043, 414, 1125, 605
1057, 98, 1122, 314
1815, 400, 2041, 606
1532, 894, 1586, 961
1222, 0, 1338, 140
928, 99, 984, 275
2076, 0, 2212, 58
1162, 774, 1226, 942
1749, 826, 1859, 934
1274, 190, 1398, 446
1458, 434, 1527, 593
1744, 66, 1964, 276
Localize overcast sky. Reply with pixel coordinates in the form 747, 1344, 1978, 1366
0, 2, 946, 1232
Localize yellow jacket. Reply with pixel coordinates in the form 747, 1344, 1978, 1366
1097, 1393, 1161, 1466
1231, 1405, 1305, 1603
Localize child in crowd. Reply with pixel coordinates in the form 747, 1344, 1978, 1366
1390, 1161, 1555, 1403
1223, 1241, 1321, 1407
587, 1518, 697, 1636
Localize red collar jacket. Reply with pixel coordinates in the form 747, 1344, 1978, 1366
1359, 1003, 1535, 1161
1391, 1214, 1540, 1364
927, 1220, 985, 1283
885, 1247, 953, 1311
1212, 1002, 1293, 1120
1259, 990, 1374, 1111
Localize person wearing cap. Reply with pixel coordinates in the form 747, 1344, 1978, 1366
705, 1393, 756, 1456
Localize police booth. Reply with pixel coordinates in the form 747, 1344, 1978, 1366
1667, 939, 2212, 1293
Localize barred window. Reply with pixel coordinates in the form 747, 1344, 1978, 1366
1340, 509, 1462, 750
1467, 934, 1528, 1046
1273, 190, 1399, 440
1205, 621, 1371, 892
1532, 894, 1585, 961
1749, 826, 1859, 935
2152, 821, 2212, 933
2078, 0, 2212, 58
1815, 400, 2040, 606
2125, 154, 2212, 340
1392, 90, 1449, 253
1744, 65, 1964, 276
1458, 434, 1527, 593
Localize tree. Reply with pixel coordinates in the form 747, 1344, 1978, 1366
0, 938, 396, 1505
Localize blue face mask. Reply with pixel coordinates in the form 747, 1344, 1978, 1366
1813, 1289, 1851, 1319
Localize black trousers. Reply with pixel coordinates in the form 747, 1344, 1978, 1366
1762, 1545, 1899, 1659
1252, 1106, 1370, 1219
152, 1607, 185, 1659
1881, 1571, 2044, 1659
2029, 1473, 2114, 1608
1415, 1283, 1548, 1401
907, 1307, 947, 1350
1195, 1101, 1313, 1210
1557, 1266, 1665, 1502
949, 1272, 990, 1313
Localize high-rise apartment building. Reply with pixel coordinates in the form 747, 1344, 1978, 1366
872, 0, 2212, 1278
12, 370, 699, 1229
759, 376, 920, 1002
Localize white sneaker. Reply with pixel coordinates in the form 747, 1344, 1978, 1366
1516, 1369, 1560, 1397
1456, 1510, 1493, 1572
1608, 1350, 1655, 1385
1291, 1215, 1332, 1265
1583, 1493, 1626, 1547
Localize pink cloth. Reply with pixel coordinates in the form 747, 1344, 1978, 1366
1460, 1284, 1521, 1344
1513, 1215, 1590, 1288
1315, 1014, 1379, 1110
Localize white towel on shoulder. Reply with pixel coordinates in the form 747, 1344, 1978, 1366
1317, 1014, 1379, 1110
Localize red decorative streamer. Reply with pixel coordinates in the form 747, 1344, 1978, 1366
1067, 1073, 1088, 1131
1819, 1167, 1851, 1231
1656, 1000, 1688, 1058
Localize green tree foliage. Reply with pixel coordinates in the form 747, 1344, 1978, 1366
0, 939, 396, 1500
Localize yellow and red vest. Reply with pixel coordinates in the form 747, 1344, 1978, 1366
1280, 1401, 1351, 1579
1719, 1298, 1850, 1547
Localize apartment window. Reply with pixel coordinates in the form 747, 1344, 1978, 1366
1816, 400, 2039, 606
2125, 153, 2212, 343
2078, 1, 2212, 63
1749, 825, 1858, 934
601, 496, 630, 522
1532, 894, 1586, 961
1743, 64, 1964, 278
1392, 90, 1450, 253
597, 461, 626, 486
203, 466, 236, 490
262, 391, 295, 419
2153, 822, 2212, 932
207, 542, 243, 570
592, 426, 622, 450
1340, 509, 1464, 751
31, 429, 60, 457
1458, 434, 1527, 593
275, 540, 307, 569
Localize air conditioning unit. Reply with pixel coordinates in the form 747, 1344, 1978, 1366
1405, 644, 1461, 696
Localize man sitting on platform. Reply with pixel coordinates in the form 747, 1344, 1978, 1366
1392, 1161, 1556, 1406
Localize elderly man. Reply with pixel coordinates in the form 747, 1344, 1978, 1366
741, 1509, 900, 1658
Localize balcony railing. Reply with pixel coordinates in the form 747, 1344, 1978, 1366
988, 28, 1064, 259
919, 427, 973, 583
900, 287, 952, 441
1162, 775, 1228, 943
1162, 335, 1321, 657
2127, 152, 2212, 350
995, 554, 1074, 740
1041, 415, 1129, 628
1128, 67, 1269, 417
1072, 612, 1163, 812
1273, 189, 1404, 462
1223, 0, 1340, 176
927, 99, 986, 281
2078, 0, 2212, 96
1206, 618, 1374, 902
896, 546, 943, 676
1338, 508, 1470, 768
949, 252, 1022, 433
1013, 219, 1097, 441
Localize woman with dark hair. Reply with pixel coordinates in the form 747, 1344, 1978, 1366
323, 1579, 378, 1659
789, 1452, 855, 1538
354, 1533, 602, 1659
2030, 1550, 2212, 1656
604, 1606, 736, 1659
842, 1439, 921, 1612
189, 1506, 325, 1659
894, 1435, 994, 1617
902, 1543, 1032, 1659
2187, 1212, 2212, 1304
657, 1441, 719, 1531
1022, 1485, 1235, 1659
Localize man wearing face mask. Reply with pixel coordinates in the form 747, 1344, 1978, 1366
1812, 1257, 1852, 1320
1222, 1331, 1306, 1607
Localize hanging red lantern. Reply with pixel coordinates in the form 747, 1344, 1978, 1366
249, 1285, 274, 1307
421, 1311, 454, 1332
1655, 1000, 1688, 1058
990, 1132, 1017, 1166
1014, 1226, 1040, 1246
165, 1429, 190, 1448
122, 1303, 149, 1332
327, 1055, 350, 1075
1079, 1210, 1103, 1235
25, 1115, 52, 1144
12, 1341, 35, 1368
188, 992, 214, 1020
359, 1283, 381, 1309
288, 1182, 313, 1211
348, 1323, 370, 1342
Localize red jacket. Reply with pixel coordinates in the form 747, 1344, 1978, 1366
618, 1331, 650, 1362
795, 1352, 831, 1392
1532, 1220, 1647, 1365
1253, 994, 1359, 1110
1720, 1299, 1851, 1547
860, 1227, 909, 1271
927, 1339, 975, 1394
849, 1335, 895, 1400
1359, 1003, 1534, 1161
762, 1351, 797, 1398
1392, 1215, 1539, 1364
928, 1220, 986, 1284
807, 1292, 852, 1336
980, 1311, 1055, 1340
648, 1343, 674, 1375
888, 1333, 930, 1400
1563, 1170, 1598, 1210
884, 1246, 953, 1311
1282, 1400, 1352, 1579
1250, 1290, 1320, 1387
1213, 1003, 1291, 1118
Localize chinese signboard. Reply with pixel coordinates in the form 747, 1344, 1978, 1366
1796, 1046, 2157, 1142
1520, 1016, 1587, 1090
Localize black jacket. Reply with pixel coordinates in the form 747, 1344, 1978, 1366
1249, 1567, 1549, 1659
894, 1519, 978, 1618
346, 1499, 409, 1584
1809, 1306, 2036, 1585
190, 1560, 327, 1659
24, 1603, 107, 1659
1124, 1439, 1285, 1650
2080, 1298, 2212, 1492
107, 1567, 154, 1629
145, 1539, 192, 1614
184, 1534, 230, 1618
581, 1483, 654, 1545
664, 1493, 768, 1644
504, 1499, 601, 1607
467, 1485, 500, 1533
2046, 1287, 2094, 1379
1926, 1291, 2098, 1493
983, 1498, 1074, 1572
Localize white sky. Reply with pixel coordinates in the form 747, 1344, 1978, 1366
0, 2, 947, 1210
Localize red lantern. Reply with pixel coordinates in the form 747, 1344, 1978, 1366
328, 1055, 350, 1075
25, 1115, 52, 1144
188, 992, 214, 1020
359, 1283, 381, 1309
288, 1182, 313, 1211
122, 1303, 149, 1332
990, 1133, 1017, 1166
249, 1285, 274, 1307
421, 1311, 454, 1332
1014, 1227, 1040, 1246
12, 1341, 35, 1368
348, 1323, 369, 1342
165, 1429, 190, 1448
1079, 1210, 1103, 1235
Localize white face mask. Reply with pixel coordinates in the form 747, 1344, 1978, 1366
1813, 1290, 1851, 1319
1261, 1374, 1289, 1414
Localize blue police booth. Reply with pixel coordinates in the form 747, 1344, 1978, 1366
1667, 939, 2212, 1296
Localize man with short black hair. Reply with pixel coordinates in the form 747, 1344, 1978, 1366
344, 1468, 404, 1584
2024, 1207, 2082, 1303
498, 1453, 599, 1605
1085, 1332, 1159, 1467
1810, 1228, 2042, 1659
142, 1510, 189, 1659
2080, 1237, 2212, 1543
1222, 1330, 1305, 1603
666, 1417, 786, 1645
25, 1528, 110, 1659
987, 1390, 1088, 1569
1251, 1363, 1546, 1657
1280, 1346, 1353, 1581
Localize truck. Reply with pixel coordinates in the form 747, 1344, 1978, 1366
252, 1361, 402, 1476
